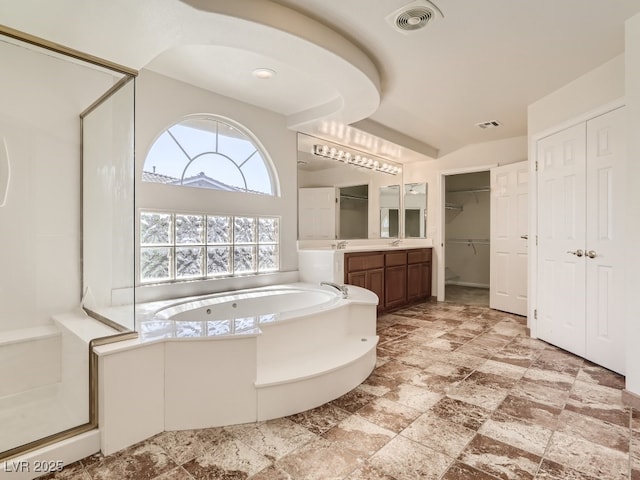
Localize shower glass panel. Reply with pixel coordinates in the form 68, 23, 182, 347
81, 79, 136, 331
0, 32, 134, 459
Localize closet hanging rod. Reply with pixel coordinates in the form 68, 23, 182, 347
446, 238, 490, 244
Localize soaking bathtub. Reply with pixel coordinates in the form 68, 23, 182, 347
94, 282, 379, 454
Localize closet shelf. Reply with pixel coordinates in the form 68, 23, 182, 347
445, 203, 463, 211
446, 186, 490, 193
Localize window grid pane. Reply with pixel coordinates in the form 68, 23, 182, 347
140, 247, 172, 282
176, 215, 204, 245
140, 211, 279, 283
140, 212, 172, 245
176, 247, 204, 278
207, 215, 231, 244
234, 217, 256, 244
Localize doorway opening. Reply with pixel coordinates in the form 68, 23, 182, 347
443, 171, 491, 306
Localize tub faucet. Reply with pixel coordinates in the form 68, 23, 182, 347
336, 240, 348, 249
320, 281, 349, 298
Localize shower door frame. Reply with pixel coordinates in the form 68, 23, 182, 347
0, 25, 138, 462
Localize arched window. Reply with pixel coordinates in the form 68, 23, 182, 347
142, 115, 279, 196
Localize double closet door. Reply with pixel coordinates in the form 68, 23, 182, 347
536, 106, 626, 374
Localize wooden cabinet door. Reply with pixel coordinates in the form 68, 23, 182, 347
420, 262, 432, 298
347, 271, 367, 289
367, 268, 385, 311
407, 263, 423, 302
385, 265, 407, 309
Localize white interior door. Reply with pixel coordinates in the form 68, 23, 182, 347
584, 107, 626, 374
490, 161, 528, 316
298, 187, 337, 240
536, 123, 587, 358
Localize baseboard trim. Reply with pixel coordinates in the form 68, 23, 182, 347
622, 389, 640, 409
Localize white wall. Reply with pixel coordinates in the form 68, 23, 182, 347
528, 54, 625, 136
624, 13, 640, 395
0, 40, 117, 331
135, 70, 298, 300
404, 135, 527, 293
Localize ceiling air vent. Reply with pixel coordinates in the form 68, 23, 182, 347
386, 0, 443, 34
475, 120, 502, 129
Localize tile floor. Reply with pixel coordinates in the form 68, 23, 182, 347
444, 285, 490, 306
40, 301, 638, 480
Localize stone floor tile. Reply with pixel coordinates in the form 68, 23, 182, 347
322, 414, 395, 459
373, 359, 422, 382
286, 403, 350, 435
565, 380, 630, 428
441, 461, 501, 479
356, 397, 421, 433
429, 396, 492, 431
576, 362, 625, 390
478, 411, 553, 456
382, 383, 443, 412
545, 431, 629, 479
495, 394, 561, 430
328, 386, 377, 413
85, 441, 177, 480
555, 409, 629, 453
535, 459, 600, 480
509, 379, 570, 409
368, 435, 452, 480
459, 434, 541, 480
274, 437, 360, 480
401, 411, 476, 457
226, 418, 317, 461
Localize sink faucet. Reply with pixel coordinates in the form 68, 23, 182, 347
336, 240, 348, 249
391, 239, 401, 246
320, 281, 349, 298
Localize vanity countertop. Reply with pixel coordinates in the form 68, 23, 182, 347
297, 239, 433, 253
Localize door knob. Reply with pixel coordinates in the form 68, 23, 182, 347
567, 249, 584, 257
586, 250, 597, 259
520, 235, 528, 240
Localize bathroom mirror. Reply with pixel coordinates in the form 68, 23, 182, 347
404, 183, 427, 238
297, 133, 403, 239
379, 185, 400, 238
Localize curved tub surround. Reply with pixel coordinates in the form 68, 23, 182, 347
94, 283, 378, 454
136, 283, 351, 341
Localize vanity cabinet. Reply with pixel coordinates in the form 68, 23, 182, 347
344, 247, 432, 312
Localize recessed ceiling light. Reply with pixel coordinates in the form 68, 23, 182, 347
252, 68, 276, 79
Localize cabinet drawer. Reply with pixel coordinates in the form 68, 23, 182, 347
345, 252, 384, 272
385, 251, 407, 267
408, 248, 432, 264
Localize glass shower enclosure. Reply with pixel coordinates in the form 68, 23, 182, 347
0, 30, 136, 460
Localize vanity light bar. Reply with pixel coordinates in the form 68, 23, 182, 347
312, 144, 402, 176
